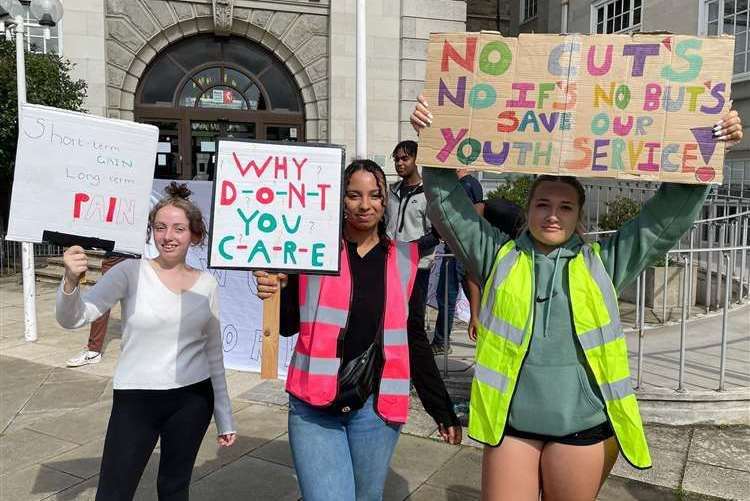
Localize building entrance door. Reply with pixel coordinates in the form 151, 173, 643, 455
134, 35, 305, 181
190, 121, 256, 180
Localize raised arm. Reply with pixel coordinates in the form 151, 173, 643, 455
56, 247, 130, 329
599, 110, 743, 292
598, 183, 710, 293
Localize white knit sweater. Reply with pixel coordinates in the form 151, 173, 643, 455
56, 258, 235, 435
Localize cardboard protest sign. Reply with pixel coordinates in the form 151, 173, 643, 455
417, 32, 734, 184
208, 140, 345, 274
6, 104, 158, 253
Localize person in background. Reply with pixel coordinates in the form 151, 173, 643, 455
65, 254, 128, 367
56, 182, 235, 500
431, 169, 483, 354
255, 160, 461, 501
386, 140, 438, 374
412, 96, 742, 500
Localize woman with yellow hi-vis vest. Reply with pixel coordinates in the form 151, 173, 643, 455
411, 97, 743, 501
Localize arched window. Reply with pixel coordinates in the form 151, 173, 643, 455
135, 35, 304, 180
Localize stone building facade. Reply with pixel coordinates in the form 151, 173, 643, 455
60, 0, 467, 179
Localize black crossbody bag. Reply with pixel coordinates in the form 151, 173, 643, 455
328, 341, 382, 414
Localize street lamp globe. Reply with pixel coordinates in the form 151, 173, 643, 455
29, 0, 62, 39
1, 0, 25, 19
0, 0, 24, 37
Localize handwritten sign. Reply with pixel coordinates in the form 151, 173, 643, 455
417, 33, 734, 184
6, 104, 158, 253
208, 140, 345, 273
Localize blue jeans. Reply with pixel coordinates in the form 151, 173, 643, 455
288, 395, 401, 501
433, 256, 465, 347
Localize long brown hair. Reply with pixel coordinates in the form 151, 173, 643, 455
147, 182, 207, 246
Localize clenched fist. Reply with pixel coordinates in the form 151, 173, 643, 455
62, 246, 88, 293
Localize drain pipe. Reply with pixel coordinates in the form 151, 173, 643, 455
561, 0, 569, 33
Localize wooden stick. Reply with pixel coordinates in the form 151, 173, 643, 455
261, 279, 281, 379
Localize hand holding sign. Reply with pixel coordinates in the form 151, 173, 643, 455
253, 270, 285, 379
62, 246, 88, 293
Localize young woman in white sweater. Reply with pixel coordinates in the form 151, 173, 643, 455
56, 182, 235, 501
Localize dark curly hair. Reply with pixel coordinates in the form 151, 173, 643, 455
147, 182, 207, 246
343, 159, 391, 251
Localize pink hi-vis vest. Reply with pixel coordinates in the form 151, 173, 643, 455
285, 240, 418, 424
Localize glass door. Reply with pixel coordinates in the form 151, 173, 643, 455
142, 120, 180, 179
190, 121, 256, 180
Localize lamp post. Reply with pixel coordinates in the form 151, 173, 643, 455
1, 0, 63, 342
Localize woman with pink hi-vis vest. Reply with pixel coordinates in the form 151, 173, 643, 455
255, 159, 462, 501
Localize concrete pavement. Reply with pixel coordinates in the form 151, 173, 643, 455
1, 278, 748, 500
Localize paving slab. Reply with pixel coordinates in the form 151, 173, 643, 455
385, 434, 462, 501
42, 439, 105, 480
22, 378, 109, 413
26, 400, 113, 445
189, 456, 300, 501
1, 385, 39, 432
191, 427, 279, 481
682, 461, 750, 500
405, 483, 480, 501
235, 379, 288, 406
610, 449, 685, 491
422, 447, 483, 498
0, 428, 79, 476
248, 433, 294, 468
0, 464, 82, 501
50, 475, 98, 501
598, 475, 681, 501
688, 425, 750, 472
402, 399, 440, 438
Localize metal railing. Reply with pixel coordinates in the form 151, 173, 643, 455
0, 235, 64, 276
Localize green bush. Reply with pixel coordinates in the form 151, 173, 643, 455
598, 196, 640, 231
0, 40, 87, 228
486, 175, 533, 208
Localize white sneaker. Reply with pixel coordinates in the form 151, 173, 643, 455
66, 349, 102, 367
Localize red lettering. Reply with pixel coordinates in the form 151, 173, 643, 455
106, 197, 116, 222
682, 144, 698, 173
496, 110, 519, 133
441, 37, 477, 72
274, 156, 288, 179
232, 152, 272, 177
73, 193, 90, 219
293, 157, 308, 180
563, 137, 592, 170
220, 180, 236, 205
318, 183, 331, 211
289, 183, 306, 209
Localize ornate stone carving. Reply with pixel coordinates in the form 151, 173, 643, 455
213, 0, 234, 35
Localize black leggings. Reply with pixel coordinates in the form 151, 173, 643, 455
96, 379, 214, 501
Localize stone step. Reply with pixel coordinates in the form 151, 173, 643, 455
35, 250, 106, 285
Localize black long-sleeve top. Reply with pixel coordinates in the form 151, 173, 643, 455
280, 239, 459, 427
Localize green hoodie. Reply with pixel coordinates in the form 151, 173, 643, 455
423, 167, 709, 436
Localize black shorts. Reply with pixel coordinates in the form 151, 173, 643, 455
503, 421, 614, 446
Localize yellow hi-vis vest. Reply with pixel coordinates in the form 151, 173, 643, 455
470, 240, 652, 469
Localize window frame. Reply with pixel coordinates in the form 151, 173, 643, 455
700, 0, 750, 81
590, 0, 642, 34
520, 0, 538, 23
18, 5, 62, 55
